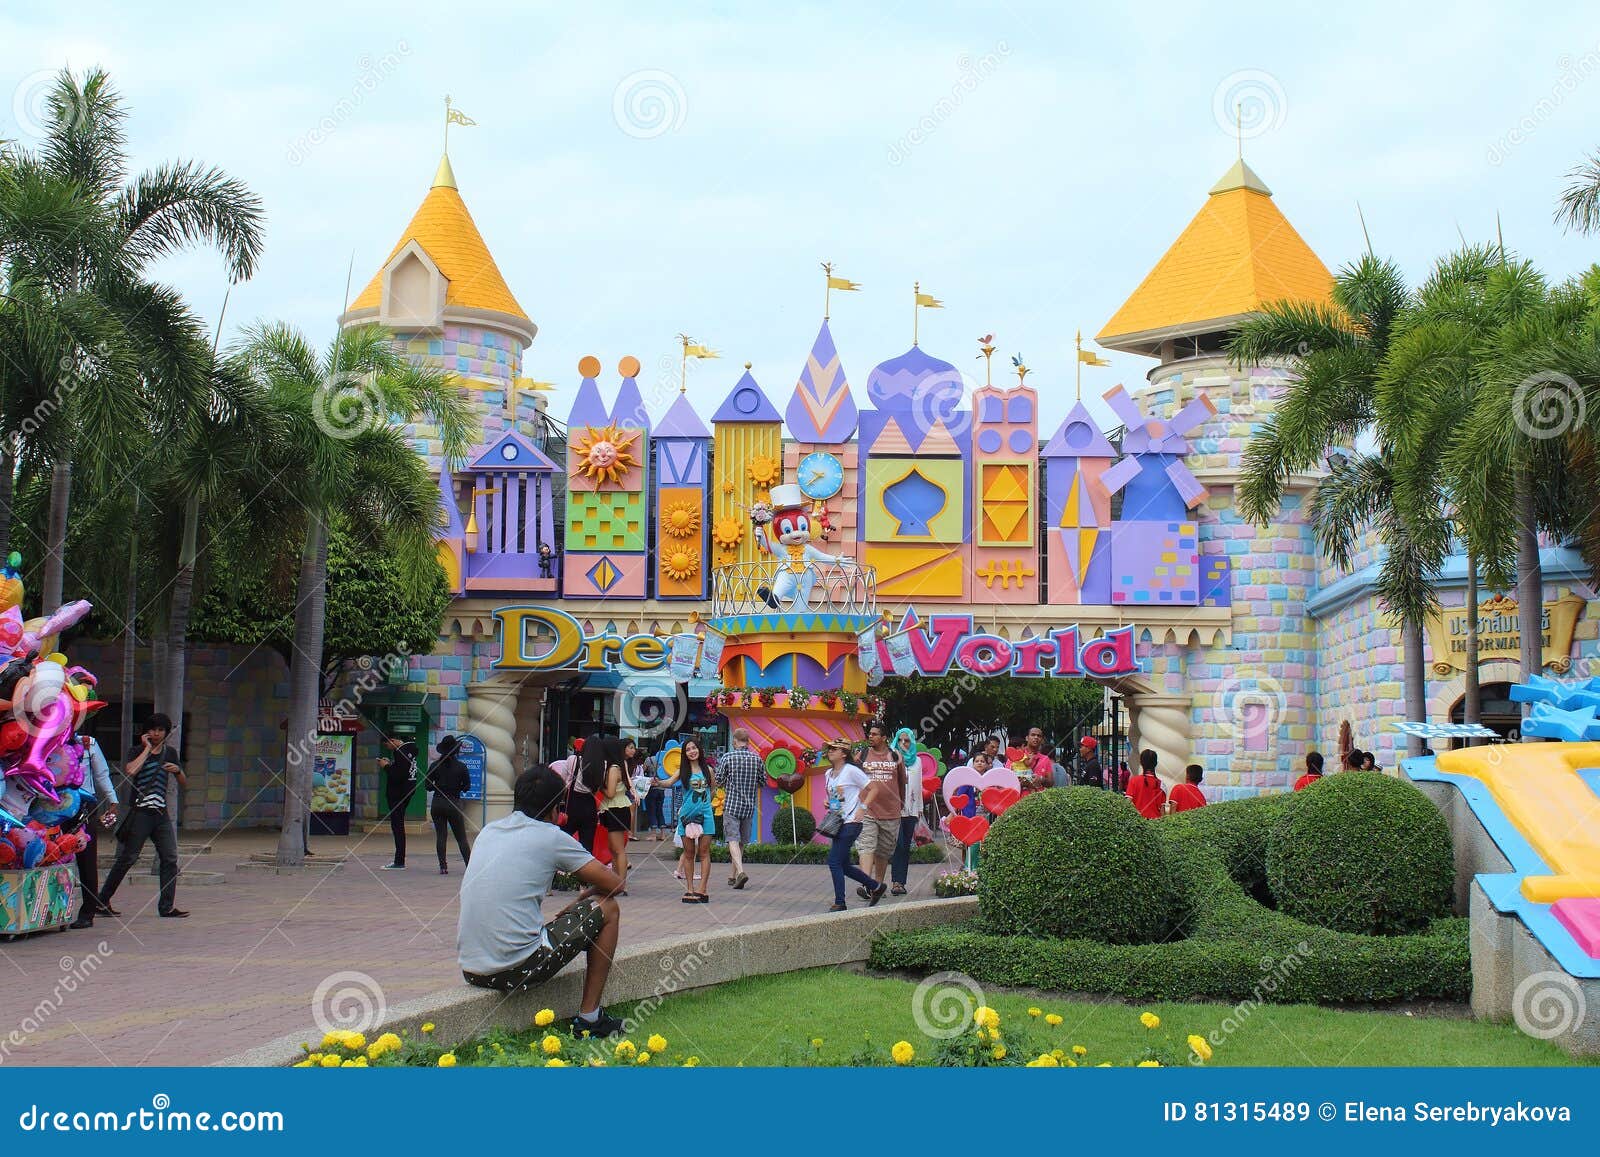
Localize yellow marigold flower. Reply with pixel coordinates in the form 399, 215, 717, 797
320, 1031, 342, 1050
636, 1052, 651, 1064
545, 1058, 567, 1068
534, 1009, 556, 1028
648, 1034, 668, 1053
1044, 1014, 1063, 1027
541, 1035, 562, 1056
1137, 1059, 1161, 1067
320, 1055, 342, 1068
990, 1045, 1007, 1060
1140, 1012, 1160, 1029
1072, 1045, 1087, 1056
306, 1053, 324, 1064
1050, 1048, 1065, 1059
614, 1040, 637, 1059
1065, 1057, 1078, 1067
292, 1059, 314, 1067
421, 1023, 435, 1034
890, 1041, 915, 1066
973, 1006, 1000, 1030
684, 1056, 700, 1067
1188, 1035, 1214, 1062
1027, 1053, 1059, 1067
1027, 1007, 1042, 1017
810, 1038, 823, 1049
438, 1053, 457, 1068
1097, 1061, 1113, 1067
586, 1057, 606, 1067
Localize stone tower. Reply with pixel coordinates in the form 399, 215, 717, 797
1097, 158, 1334, 794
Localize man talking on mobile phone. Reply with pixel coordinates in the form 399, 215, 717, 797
99, 713, 189, 918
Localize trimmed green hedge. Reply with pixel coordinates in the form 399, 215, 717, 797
771, 805, 817, 846
980, 788, 1179, 944
1266, 772, 1453, 935
869, 785, 1470, 1005
710, 842, 947, 865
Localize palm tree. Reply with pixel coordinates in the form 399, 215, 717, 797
237, 322, 473, 865
1557, 150, 1600, 235
1230, 255, 1444, 754
10, 68, 263, 614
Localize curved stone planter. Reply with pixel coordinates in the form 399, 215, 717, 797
219, 895, 976, 1066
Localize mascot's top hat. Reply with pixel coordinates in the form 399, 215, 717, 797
768, 483, 805, 511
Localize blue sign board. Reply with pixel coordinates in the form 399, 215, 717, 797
456, 734, 487, 801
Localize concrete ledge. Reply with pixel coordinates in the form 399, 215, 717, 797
218, 896, 978, 1067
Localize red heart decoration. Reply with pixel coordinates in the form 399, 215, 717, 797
921, 774, 941, 799
776, 773, 806, 793
948, 815, 990, 847
980, 786, 1021, 816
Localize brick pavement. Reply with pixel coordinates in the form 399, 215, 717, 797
0, 827, 948, 1066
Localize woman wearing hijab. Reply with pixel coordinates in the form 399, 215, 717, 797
428, 735, 473, 874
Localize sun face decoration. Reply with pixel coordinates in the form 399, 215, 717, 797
663, 501, 701, 539
663, 546, 701, 581
572, 423, 640, 486
711, 517, 744, 552
747, 454, 781, 490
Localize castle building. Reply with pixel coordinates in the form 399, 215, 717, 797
81, 148, 1596, 833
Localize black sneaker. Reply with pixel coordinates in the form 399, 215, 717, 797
867, 884, 888, 907
570, 1009, 625, 1038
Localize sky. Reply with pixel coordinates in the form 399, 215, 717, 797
6, 1, 1600, 433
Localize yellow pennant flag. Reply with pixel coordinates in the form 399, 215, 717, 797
514, 377, 557, 392
447, 107, 477, 127
1078, 348, 1111, 367
827, 276, 861, 292
684, 344, 720, 359
915, 291, 943, 308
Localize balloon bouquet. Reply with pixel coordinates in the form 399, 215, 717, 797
0, 552, 104, 886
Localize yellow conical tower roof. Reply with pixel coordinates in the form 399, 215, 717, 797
1097, 159, 1332, 357
347, 155, 530, 327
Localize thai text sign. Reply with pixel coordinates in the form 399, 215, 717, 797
1423, 592, 1584, 675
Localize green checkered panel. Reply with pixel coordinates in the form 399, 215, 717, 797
564, 490, 647, 552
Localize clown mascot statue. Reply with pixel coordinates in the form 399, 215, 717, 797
752, 484, 841, 610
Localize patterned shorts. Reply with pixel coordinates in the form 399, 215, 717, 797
462, 897, 606, 991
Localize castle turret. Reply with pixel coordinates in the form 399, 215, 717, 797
1097, 158, 1333, 794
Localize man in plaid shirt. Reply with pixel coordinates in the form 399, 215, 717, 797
718, 728, 763, 890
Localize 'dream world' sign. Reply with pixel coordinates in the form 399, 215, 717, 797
492, 605, 1140, 680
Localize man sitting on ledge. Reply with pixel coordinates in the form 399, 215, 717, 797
457, 766, 625, 1037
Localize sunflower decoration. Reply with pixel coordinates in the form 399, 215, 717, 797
711, 516, 744, 553
571, 423, 640, 486
663, 546, 701, 581
663, 501, 701, 539
746, 454, 781, 491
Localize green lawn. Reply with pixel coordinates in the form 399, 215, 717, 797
417, 968, 1592, 1068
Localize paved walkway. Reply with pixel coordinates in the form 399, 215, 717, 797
0, 827, 949, 1066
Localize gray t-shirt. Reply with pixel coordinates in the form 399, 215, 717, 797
456, 813, 594, 974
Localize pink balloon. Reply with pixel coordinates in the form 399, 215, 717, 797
916, 751, 939, 777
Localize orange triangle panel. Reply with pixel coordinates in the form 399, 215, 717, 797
871, 416, 914, 456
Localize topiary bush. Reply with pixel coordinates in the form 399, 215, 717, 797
979, 787, 1179, 944
1265, 772, 1453, 935
770, 805, 817, 845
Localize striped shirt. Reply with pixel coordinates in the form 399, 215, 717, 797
126, 744, 179, 811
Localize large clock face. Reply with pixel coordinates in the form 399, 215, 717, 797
797, 451, 844, 500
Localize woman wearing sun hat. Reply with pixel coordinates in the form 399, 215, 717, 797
822, 738, 878, 912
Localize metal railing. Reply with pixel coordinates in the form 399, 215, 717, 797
710, 558, 877, 618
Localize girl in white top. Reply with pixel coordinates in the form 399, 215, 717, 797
822, 739, 879, 911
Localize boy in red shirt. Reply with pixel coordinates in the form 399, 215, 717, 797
1293, 751, 1324, 791
1169, 764, 1207, 812
1125, 749, 1167, 818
